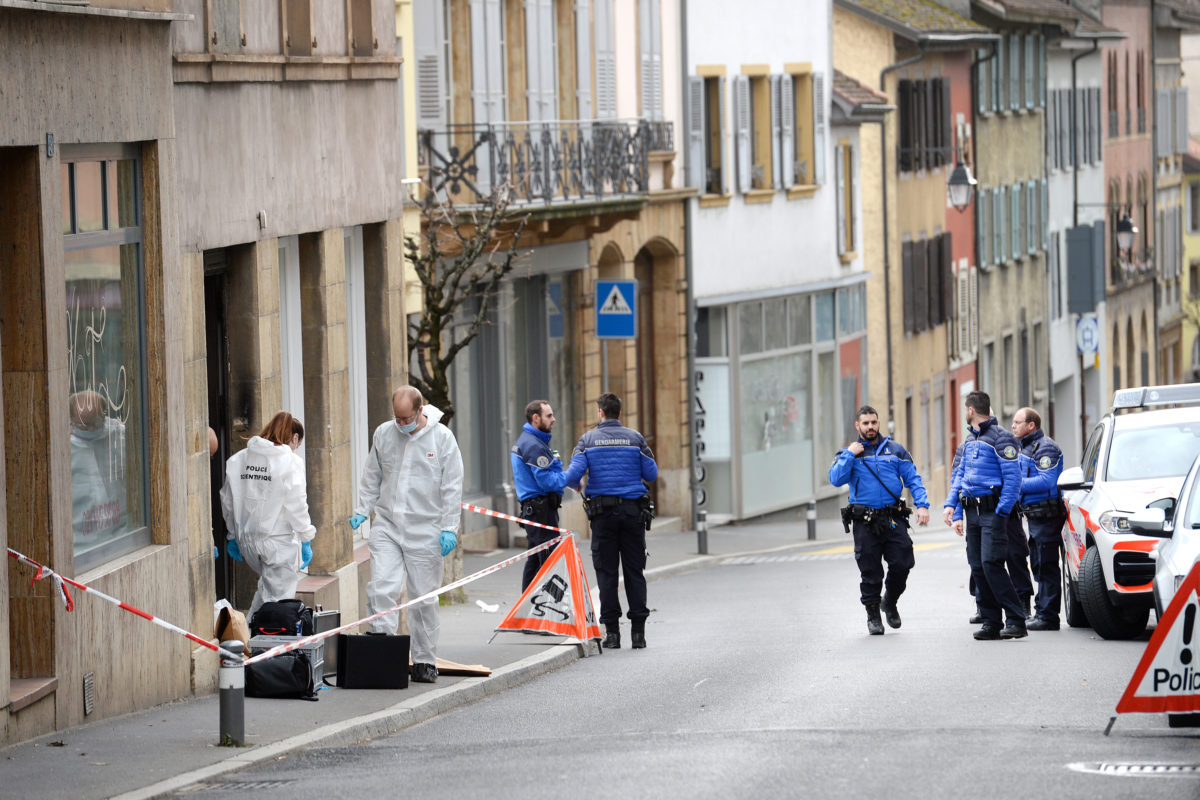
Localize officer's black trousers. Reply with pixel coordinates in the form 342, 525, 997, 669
965, 508, 1025, 626
520, 504, 561, 591
1027, 515, 1065, 623
1004, 513, 1033, 601
590, 506, 648, 625
851, 517, 915, 606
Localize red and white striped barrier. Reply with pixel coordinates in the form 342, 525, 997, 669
245, 532, 568, 664
460, 501, 575, 534
7, 548, 243, 661
7, 501, 574, 668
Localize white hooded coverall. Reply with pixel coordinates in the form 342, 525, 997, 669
220, 436, 316, 619
355, 405, 464, 665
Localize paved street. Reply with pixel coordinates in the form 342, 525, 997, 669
165, 530, 1200, 799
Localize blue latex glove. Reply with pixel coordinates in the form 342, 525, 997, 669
349, 514, 368, 530
440, 530, 458, 557
212, 545, 219, 560
226, 538, 243, 562
300, 541, 313, 570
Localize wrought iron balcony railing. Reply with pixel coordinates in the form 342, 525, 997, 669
418, 119, 672, 207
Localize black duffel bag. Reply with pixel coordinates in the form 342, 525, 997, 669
249, 599, 314, 637
245, 651, 317, 700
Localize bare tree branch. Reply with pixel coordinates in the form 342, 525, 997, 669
404, 185, 528, 425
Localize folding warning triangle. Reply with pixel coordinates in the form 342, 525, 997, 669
494, 536, 602, 642
1116, 560, 1200, 715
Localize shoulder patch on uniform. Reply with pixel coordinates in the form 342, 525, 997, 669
1001, 445, 1018, 460
535, 455, 550, 468
1038, 455, 1052, 469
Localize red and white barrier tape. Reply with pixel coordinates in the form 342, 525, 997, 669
6, 548, 243, 661
244, 532, 569, 664
460, 501, 575, 534
5, 501, 574, 667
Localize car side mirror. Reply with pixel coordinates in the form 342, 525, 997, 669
1127, 507, 1170, 538
1058, 466, 1090, 492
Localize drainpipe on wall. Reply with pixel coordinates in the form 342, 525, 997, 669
880, 45, 929, 433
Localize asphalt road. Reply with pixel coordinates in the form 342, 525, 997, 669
168, 531, 1200, 799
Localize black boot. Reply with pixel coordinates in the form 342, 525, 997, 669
1021, 596, 1032, 620
631, 620, 647, 649
865, 604, 885, 636
881, 594, 902, 629
602, 624, 620, 650
969, 603, 984, 624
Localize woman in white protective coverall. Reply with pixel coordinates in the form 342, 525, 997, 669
350, 386, 464, 684
220, 412, 316, 619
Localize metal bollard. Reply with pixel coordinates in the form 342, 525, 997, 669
806, 501, 817, 541
696, 509, 708, 555
219, 640, 245, 747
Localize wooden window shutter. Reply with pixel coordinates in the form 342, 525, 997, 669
968, 267, 979, 352
414, 0, 448, 133
595, 0, 617, 119
779, 74, 794, 189
914, 238, 929, 333
770, 75, 782, 190
898, 79, 913, 172
574, 0, 592, 120
942, 232, 954, 328
1024, 34, 1034, 109
733, 75, 751, 194
927, 235, 942, 326
836, 144, 847, 255
813, 71, 826, 184
687, 76, 707, 190
902, 241, 915, 335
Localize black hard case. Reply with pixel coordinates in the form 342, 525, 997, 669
335, 633, 410, 689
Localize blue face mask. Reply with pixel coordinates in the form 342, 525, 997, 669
396, 420, 418, 434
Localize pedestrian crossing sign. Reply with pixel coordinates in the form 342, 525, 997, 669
1115, 561, 1200, 715
493, 536, 603, 645
595, 279, 637, 339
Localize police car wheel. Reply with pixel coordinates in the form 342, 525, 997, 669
1077, 547, 1148, 640
1062, 567, 1089, 629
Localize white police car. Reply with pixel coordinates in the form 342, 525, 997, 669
1057, 384, 1200, 639
1127, 450, 1200, 618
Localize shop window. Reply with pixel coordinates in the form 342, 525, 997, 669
62, 147, 150, 573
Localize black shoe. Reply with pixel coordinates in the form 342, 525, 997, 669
973, 624, 1002, 640
411, 662, 438, 683
969, 604, 983, 625
602, 631, 621, 649
866, 604, 885, 636
1000, 619, 1028, 639
1021, 597, 1032, 620
881, 594, 902, 629
1026, 617, 1060, 632
630, 622, 647, 649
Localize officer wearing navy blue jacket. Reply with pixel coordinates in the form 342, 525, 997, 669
830, 405, 930, 635
943, 391, 1027, 640
510, 400, 568, 590
1012, 407, 1066, 631
564, 392, 658, 650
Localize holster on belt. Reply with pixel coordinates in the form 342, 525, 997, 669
958, 491, 999, 513
1019, 498, 1065, 520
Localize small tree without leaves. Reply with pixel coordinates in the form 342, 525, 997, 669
405, 184, 527, 425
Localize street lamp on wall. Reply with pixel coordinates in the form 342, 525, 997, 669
1116, 212, 1137, 255
947, 160, 977, 213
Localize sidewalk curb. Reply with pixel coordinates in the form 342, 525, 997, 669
111, 644, 582, 800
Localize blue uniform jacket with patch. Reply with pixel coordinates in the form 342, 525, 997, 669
563, 419, 658, 499
943, 416, 1021, 521
828, 435, 930, 510
510, 423, 567, 502
1018, 428, 1063, 505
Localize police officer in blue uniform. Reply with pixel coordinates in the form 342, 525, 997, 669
943, 391, 1027, 640
829, 405, 931, 635
510, 400, 569, 591
564, 393, 658, 650
1011, 407, 1066, 631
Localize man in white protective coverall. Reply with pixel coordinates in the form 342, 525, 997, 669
350, 386, 464, 684
220, 412, 316, 619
